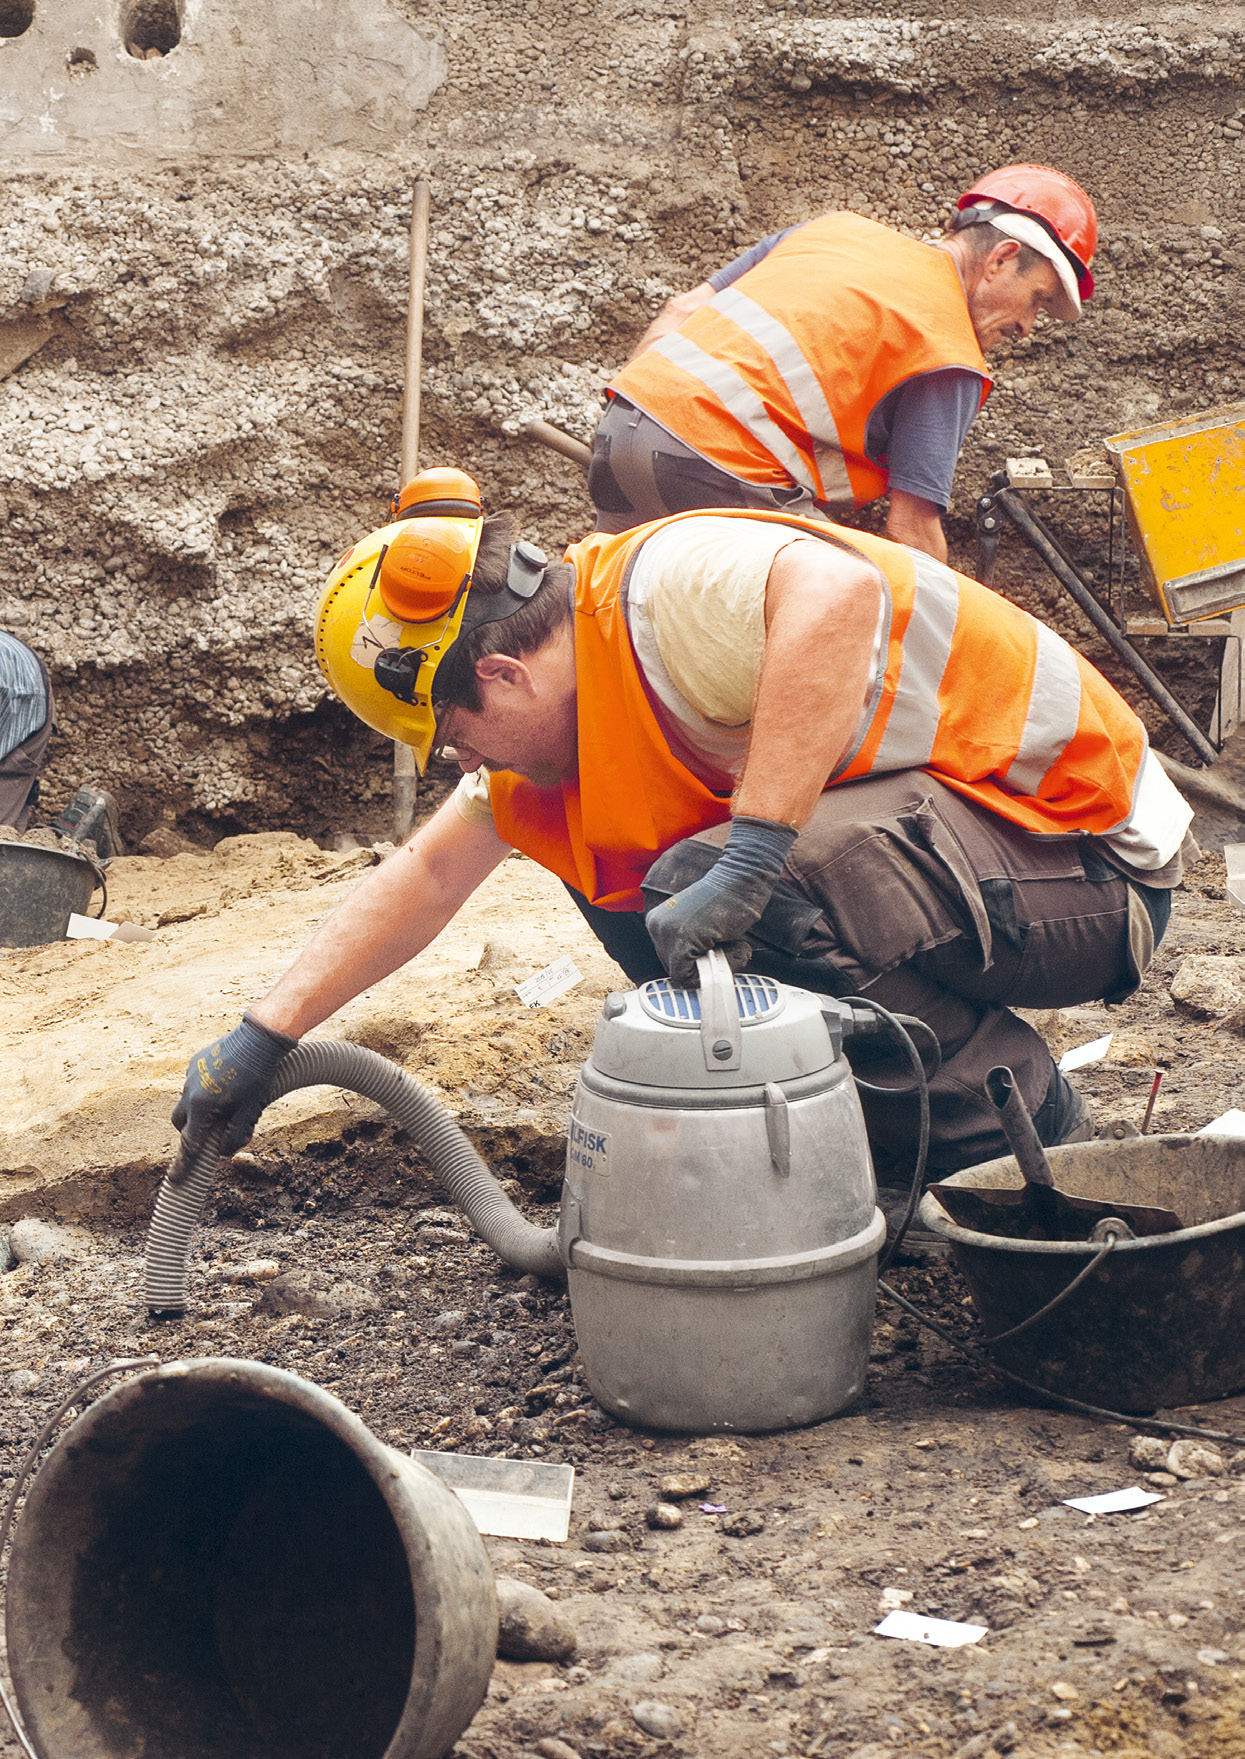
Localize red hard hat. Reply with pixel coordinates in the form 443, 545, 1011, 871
957, 165, 1097, 302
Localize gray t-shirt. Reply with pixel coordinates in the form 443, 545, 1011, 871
708, 228, 981, 511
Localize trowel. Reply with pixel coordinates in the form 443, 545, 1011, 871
927, 1066, 1183, 1241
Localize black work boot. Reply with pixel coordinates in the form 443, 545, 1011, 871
1032, 1064, 1095, 1147
51, 787, 124, 863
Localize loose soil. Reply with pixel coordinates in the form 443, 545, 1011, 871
3, 834, 1245, 1757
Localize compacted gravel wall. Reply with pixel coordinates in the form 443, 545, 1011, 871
0, 0, 1242, 839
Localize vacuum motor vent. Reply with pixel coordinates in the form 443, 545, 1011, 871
639, 973, 784, 1027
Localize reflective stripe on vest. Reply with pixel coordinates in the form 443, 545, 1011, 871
648, 331, 820, 495
611, 213, 990, 508
487, 510, 1147, 912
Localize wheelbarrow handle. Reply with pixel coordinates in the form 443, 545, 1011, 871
984, 1065, 1056, 1188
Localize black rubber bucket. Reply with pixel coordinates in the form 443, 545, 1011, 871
0, 839, 100, 948
5, 1359, 498, 1759
920, 1135, 1245, 1411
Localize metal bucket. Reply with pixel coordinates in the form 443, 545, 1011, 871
5, 1359, 498, 1759
0, 839, 100, 949
920, 1135, 1245, 1411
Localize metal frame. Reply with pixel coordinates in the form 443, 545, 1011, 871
975, 469, 1222, 767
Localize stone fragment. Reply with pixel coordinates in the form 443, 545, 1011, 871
721, 1509, 765, 1537
494, 1577, 576, 1662
630, 1700, 683, 1740
879, 1586, 915, 1612
213, 1258, 280, 1283
1129, 1434, 1170, 1471
659, 1471, 711, 1498
646, 1502, 683, 1529
1197, 1648, 1231, 1666
9, 1218, 90, 1264
1146, 1472, 1179, 1488
1167, 1439, 1224, 1479
695, 1614, 726, 1635
535, 1740, 583, 1759
583, 1529, 630, 1553
1050, 1681, 1079, 1701
1170, 955, 1245, 1018
258, 1269, 378, 1318
9, 1369, 40, 1395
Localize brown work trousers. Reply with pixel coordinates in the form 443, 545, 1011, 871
635, 772, 1166, 1172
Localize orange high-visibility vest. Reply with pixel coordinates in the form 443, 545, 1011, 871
610, 213, 991, 508
487, 512, 1148, 912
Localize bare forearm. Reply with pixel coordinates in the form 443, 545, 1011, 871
250, 799, 509, 1039
733, 546, 883, 827
624, 280, 716, 364
885, 489, 947, 563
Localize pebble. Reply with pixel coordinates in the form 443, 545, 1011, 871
721, 1509, 765, 1537
8, 1218, 90, 1264
695, 1614, 726, 1635
1129, 1434, 1170, 1470
1146, 1471, 1180, 1488
535, 1741, 583, 1759
211, 1258, 280, 1283
258, 1270, 379, 1318
646, 1502, 683, 1529
0, 1233, 10, 1273
9, 1369, 41, 1395
1167, 1439, 1225, 1479
583, 1529, 630, 1553
494, 1578, 577, 1662
659, 1471, 711, 1499
630, 1700, 683, 1740
1197, 1648, 1232, 1666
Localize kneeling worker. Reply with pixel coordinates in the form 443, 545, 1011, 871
174, 468, 1191, 1176
590, 165, 1097, 561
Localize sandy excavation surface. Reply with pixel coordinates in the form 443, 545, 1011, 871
3, 835, 1245, 1759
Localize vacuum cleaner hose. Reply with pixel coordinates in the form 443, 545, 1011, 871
143, 1040, 563, 1315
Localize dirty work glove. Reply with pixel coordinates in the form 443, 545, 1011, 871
645, 815, 799, 988
171, 1011, 299, 1159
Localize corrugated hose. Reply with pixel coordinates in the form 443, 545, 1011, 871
143, 1040, 563, 1315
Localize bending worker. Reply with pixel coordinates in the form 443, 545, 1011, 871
174, 468, 1191, 1176
588, 164, 1097, 561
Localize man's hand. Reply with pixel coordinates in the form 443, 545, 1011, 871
172, 1012, 299, 1158
645, 816, 797, 986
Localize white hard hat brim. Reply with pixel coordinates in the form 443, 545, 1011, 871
985, 210, 1082, 321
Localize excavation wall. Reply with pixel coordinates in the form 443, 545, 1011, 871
0, 0, 1241, 842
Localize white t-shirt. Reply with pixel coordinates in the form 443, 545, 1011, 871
453, 517, 1191, 875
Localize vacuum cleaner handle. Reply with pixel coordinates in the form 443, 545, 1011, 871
695, 948, 742, 1073
984, 1065, 1057, 1188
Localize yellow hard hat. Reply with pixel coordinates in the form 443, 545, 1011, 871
314, 467, 549, 773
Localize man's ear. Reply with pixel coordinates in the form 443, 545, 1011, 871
474, 652, 533, 693
983, 237, 1022, 282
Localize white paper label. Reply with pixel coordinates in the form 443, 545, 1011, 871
1062, 1487, 1163, 1515
66, 913, 155, 943
1199, 1108, 1245, 1138
874, 1610, 987, 1648
1225, 843, 1245, 912
1059, 1033, 1113, 1072
515, 955, 582, 1008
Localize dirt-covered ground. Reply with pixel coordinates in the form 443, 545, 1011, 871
3, 835, 1245, 1758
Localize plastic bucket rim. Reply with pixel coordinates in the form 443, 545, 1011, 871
919, 1132, 1245, 1255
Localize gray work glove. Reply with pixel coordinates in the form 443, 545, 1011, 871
644, 815, 798, 987
172, 1011, 299, 1158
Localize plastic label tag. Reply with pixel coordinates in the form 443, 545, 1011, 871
1062, 1487, 1163, 1515
875, 1610, 987, 1648
515, 955, 582, 1008
1059, 1033, 1112, 1072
